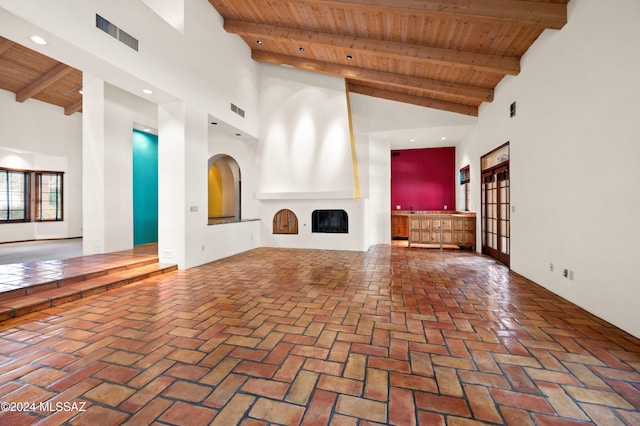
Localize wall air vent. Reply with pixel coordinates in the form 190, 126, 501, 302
230, 103, 245, 118
96, 14, 117, 38
118, 29, 139, 51
96, 14, 139, 52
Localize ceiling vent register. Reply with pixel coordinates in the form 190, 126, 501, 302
96, 14, 139, 51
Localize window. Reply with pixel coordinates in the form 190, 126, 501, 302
460, 165, 470, 211
36, 172, 63, 221
0, 169, 29, 222
0, 168, 64, 223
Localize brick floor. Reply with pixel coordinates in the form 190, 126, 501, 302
0, 245, 639, 425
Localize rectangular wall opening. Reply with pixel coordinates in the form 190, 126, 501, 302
312, 210, 348, 233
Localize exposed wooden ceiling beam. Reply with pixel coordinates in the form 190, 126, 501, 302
226, 20, 520, 75
16, 63, 73, 103
252, 50, 493, 102
282, 0, 567, 29
0, 38, 14, 55
348, 82, 478, 116
64, 98, 82, 116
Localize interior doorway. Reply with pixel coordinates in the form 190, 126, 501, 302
481, 143, 510, 266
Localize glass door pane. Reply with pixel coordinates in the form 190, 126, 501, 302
499, 177, 510, 256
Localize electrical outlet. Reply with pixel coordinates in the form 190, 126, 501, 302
563, 268, 568, 278
549, 263, 554, 272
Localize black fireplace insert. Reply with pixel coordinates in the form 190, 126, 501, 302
311, 209, 348, 233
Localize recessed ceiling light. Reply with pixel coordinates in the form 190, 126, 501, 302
30, 35, 48, 46
235, 133, 242, 136
410, 138, 415, 142
298, 47, 305, 52
346, 55, 353, 60
441, 137, 447, 140
256, 40, 263, 45
143, 128, 151, 132
211, 122, 218, 125
142, 89, 153, 95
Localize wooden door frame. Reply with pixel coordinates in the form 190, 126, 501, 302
480, 143, 510, 266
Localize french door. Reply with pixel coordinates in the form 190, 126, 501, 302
481, 164, 510, 266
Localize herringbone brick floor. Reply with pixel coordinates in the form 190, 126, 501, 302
0, 245, 639, 425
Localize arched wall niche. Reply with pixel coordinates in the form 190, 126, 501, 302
273, 209, 298, 234
208, 154, 241, 220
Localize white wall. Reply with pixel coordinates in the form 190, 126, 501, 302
0, 0, 259, 139
257, 64, 356, 198
457, 0, 640, 338
0, 0, 262, 266
350, 92, 477, 137
204, 135, 261, 261
0, 89, 82, 243
255, 64, 370, 251
455, 126, 479, 213
208, 136, 260, 220
364, 137, 391, 247
83, 78, 157, 254
258, 199, 365, 251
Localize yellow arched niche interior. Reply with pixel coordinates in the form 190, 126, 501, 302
208, 164, 223, 217
208, 156, 238, 219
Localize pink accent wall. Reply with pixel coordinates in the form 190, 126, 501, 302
391, 147, 456, 211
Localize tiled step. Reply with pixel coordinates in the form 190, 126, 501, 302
0, 257, 160, 303
0, 262, 177, 321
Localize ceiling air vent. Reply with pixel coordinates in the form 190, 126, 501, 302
96, 14, 139, 52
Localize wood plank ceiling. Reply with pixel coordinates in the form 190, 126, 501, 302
0, 1, 569, 118
208, 0, 569, 116
0, 36, 82, 115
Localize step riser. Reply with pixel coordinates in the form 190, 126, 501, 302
0, 264, 177, 322
0, 258, 166, 302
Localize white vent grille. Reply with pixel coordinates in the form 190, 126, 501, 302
118, 29, 139, 51
230, 103, 245, 118
96, 14, 139, 52
96, 14, 117, 38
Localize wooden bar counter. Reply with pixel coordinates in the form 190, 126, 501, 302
392, 211, 476, 249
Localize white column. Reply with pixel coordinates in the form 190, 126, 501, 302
81, 74, 106, 255
82, 75, 136, 255
158, 101, 208, 269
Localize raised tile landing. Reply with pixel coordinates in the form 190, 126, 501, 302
0, 243, 176, 321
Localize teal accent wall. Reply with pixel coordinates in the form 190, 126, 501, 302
133, 130, 158, 245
